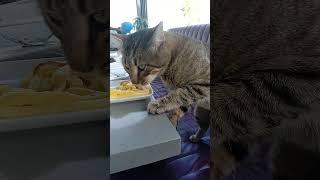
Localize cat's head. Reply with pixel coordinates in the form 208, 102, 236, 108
111, 22, 170, 86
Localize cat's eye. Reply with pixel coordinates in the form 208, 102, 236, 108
138, 64, 146, 71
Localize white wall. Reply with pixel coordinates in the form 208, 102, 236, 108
148, 0, 210, 30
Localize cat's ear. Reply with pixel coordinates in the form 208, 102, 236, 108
110, 33, 127, 49
150, 21, 165, 48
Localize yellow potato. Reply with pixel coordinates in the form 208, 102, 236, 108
110, 81, 151, 99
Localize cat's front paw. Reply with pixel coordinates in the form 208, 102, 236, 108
147, 100, 166, 114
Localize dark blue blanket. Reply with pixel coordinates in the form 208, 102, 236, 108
111, 78, 273, 180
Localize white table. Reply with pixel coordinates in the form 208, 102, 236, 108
110, 88, 181, 174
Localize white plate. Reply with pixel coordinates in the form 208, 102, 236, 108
110, 92, 153, 104
110, 82, 153, 104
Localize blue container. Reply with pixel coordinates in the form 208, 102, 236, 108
120, 22, 133, 34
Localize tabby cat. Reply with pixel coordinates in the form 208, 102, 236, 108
211, 0, 320, 179
111, 22, 210, 139
38, 0, 108, 72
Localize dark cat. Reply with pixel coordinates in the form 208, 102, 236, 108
38, 0, 107, 72
212, 0, 320, 179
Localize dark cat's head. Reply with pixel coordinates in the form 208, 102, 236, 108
111, 22, 171, 85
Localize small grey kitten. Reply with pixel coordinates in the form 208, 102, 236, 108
112, 22, 210, 141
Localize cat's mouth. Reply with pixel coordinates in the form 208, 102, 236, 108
129, 76, 150, 87
134, 83, 150, 90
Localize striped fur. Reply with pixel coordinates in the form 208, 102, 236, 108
211, 0, 320, 179
38, 0, 107, 72
112, 22, 210, 129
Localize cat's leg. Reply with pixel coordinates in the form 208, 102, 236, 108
168, 106, 188, 127
147, 86, 208, 114
168, 108, 184, 127
189, 106, 210, 143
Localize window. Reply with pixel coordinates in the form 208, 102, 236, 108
110, 0, 137, 28
148, 0, 210, 30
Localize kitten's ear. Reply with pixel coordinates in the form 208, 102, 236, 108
110, 33, 127, 49
150, 21, 165, 48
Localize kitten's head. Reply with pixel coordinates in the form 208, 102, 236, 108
111, 22, 170, 86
